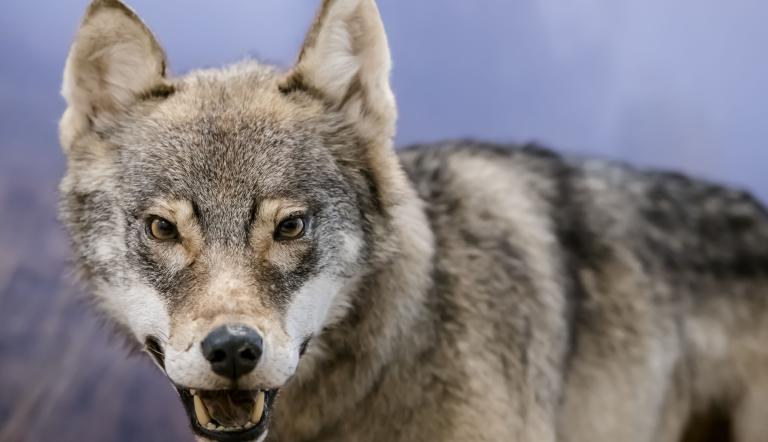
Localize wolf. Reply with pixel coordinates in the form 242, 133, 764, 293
57, 0, 768, 441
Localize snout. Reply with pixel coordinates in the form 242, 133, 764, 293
163, 320, 297, 442
166, 324, 276, 441
201, 324, 263, 381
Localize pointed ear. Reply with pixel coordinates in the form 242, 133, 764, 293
60, 0, 169, 149
281, 0, 396, 141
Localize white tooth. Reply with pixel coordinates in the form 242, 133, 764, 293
217, 426, 225, 431
190, 389, 197, 395
206, 423, 216, 430
251, 391, 266, 423
193, 395, 211, 426
244, 421, 254, 429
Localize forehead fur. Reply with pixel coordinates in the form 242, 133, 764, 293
118, 60, 338, 152
149, 61, 315, 125
105, 60, 362, 227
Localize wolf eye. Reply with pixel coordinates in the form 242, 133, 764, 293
148, 217, 179, 241
274, 215, 306, 241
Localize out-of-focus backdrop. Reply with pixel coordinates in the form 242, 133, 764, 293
1, 1, 766, 441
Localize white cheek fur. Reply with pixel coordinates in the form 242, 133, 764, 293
284, 231, 362, 342
284, 273, 345, 342
95, 278, 171, 345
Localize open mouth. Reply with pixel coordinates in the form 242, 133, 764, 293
177, 387, 278, 442
144, 336, 302, 441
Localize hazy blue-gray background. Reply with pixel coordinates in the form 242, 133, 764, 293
1, 1, 766, 441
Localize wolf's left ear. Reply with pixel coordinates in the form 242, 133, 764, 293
281, 0, 396, 141
60, 0, 168, 150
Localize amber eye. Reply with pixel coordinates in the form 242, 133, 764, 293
148, 217, 179, 241
275, 216, 306, 241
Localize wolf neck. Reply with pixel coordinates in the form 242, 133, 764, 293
274, 182, 436, 440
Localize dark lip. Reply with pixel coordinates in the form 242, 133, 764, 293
176, 387, 278, 442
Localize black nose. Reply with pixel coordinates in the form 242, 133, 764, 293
201, 324, 263, 380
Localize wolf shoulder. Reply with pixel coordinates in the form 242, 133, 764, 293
397, 140, 768, 286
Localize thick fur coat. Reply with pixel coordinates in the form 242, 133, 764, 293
58, 1, 768, 441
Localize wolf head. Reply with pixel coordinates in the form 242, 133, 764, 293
59, 0, 410, 440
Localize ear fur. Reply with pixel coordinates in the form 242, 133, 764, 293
60, 0, 168, 150
281, 0, 396, 141
282, 0, 410, 207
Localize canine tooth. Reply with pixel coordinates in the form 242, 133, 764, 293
193, 394, 211, 426
190, 389, 197, 395
251, 391, 266, 422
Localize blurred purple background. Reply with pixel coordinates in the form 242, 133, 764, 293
1, 1, 766, 441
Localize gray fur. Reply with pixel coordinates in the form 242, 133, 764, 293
59, 1, 768, 441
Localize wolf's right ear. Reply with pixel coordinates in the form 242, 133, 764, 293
60, 0, 168, 150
